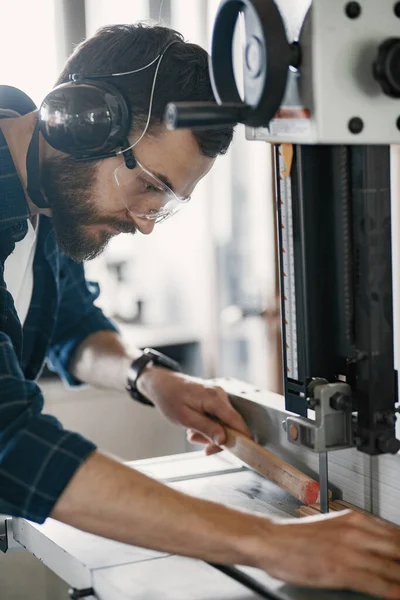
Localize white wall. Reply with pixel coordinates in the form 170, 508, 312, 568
0, 0, 59, 105
85, 0, 149, 37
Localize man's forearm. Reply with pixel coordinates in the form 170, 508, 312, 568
51, 451, 270, 567
51, 453, 400, 598
70, 330, 139, 391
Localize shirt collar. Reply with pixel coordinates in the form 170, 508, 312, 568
0, 127, 30, 232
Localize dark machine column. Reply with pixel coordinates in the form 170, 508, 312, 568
275, 143, 399, 454
350, 146, 399, 454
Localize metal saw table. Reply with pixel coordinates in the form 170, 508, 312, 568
11, 451, 375, 600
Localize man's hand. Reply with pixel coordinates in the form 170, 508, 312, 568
137, 368, 252, 452
71, 331, 251, 452
262, 509, 400, 598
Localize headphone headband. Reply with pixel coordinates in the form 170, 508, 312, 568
69, 39, 179, 82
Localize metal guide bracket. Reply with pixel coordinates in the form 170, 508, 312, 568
283, 382, 354, 452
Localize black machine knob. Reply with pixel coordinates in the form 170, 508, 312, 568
165, 0, 294, 130
373, 38, 400, 98
377, 432, 400, 455
330, 392, 353, 412
69, 588, 95, 599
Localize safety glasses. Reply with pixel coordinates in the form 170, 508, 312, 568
113, 158, 191, 224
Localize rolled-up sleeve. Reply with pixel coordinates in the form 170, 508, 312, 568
47, 257, 118, 386
0, 333, 96, 523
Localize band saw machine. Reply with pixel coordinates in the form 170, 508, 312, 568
1, 1, 400, 598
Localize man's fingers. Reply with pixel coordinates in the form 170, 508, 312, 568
340, 541, 400, 584
353, 510, 400, 540
186, 430, 222, 455
187, 430, 210, 445
206, 387, 252, 439
205, 444, 223, 456
268, 512, 400, 598
355, 531, 400, 561
360, 555, 400, 586
342, 512, 400, 560
342, 568, 400, 600
187, 411, 227, 446
328, 516, 400, 598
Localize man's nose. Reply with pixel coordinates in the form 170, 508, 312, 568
126, 211, 156, 235
134, 218, 156, 235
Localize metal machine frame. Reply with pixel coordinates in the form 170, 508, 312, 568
168, 0, 400, 460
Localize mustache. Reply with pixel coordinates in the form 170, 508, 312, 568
93, 217, 137, 235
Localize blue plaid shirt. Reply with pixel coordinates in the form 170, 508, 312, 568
0, 128, 118, 523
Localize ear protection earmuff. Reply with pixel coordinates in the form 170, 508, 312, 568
37, 40, 179, 170
38, 78, 132, 161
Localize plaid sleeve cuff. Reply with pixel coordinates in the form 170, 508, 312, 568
47, 308, 119, 387
0, 414, 96, 523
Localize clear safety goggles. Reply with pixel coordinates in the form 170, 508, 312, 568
114, 159, 191, 224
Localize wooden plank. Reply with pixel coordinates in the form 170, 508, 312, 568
301, 501, 371, 515
330, 500, 371, 515
296, 506, 320, 517
309, 502, 342, 512
294, 498, 396, 530
222, 427, 331, 505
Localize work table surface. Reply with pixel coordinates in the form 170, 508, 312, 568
13, 452, 375, 600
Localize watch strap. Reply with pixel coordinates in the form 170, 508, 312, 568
127, 348, 182, 406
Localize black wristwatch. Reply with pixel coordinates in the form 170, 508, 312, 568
127, 348, 182, 406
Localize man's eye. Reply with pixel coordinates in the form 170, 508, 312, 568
144, 182, 161, 193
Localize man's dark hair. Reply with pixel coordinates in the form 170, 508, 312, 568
56, 23, 234, 158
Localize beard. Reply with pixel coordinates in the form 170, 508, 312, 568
41, 155, 136, 262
